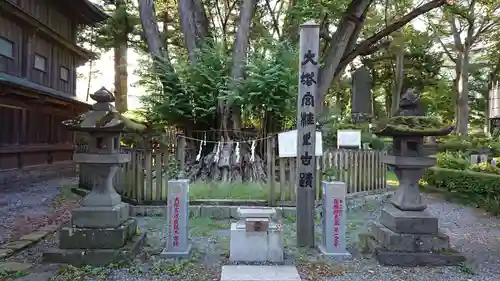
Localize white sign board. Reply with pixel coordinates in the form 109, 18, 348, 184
278, 130, 323, 158
337, 129, 361, 149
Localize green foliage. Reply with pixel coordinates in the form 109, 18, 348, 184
373, 116, 447, 134
469, 162, 500, 174
436, 134, 500, 155
140, 43, 227, 128
423, 167, 500, 215
436, 151, 469, 170
226, 41, 299, 130
140, 41, 299, 131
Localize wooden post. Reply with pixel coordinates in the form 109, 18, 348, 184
267, 135, 276, 206
296, 20, 319, 247
176, 133, 186, 178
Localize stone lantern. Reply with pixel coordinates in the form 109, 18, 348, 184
44, 87, 146, 266
362, 89, 465, 266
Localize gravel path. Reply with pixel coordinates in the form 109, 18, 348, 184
5, 191, 500, 281
0, 178, 78, 244
326, 193, 500, 281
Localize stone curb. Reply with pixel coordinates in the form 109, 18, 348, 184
130, 189, 396, 219
0, 224, 60, 260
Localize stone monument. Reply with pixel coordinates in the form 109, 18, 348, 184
351, 66, 373, 124
489, 80, 500, 135
160, 179, 192, 258
229, 207, 284, 262
43, 87, 146, 266
362, 89, 465, 266
318, 181, 351, 258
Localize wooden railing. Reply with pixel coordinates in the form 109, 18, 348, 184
274, 149, 387, 202
78, 147, 387, 204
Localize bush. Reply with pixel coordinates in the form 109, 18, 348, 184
435, 151, 468, 170
469, 162, 500, 175
422, 167, 500, 215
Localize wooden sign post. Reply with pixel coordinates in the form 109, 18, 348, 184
296, 20, 319, 247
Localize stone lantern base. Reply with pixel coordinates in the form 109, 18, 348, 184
43, 203, 146, 266
361, 204, 465, 266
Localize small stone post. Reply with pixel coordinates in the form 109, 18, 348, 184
161, 179, 192, 258
296, 20, 320, 247
319, 181, 351, 258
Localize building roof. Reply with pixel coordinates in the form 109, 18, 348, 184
0, 73, 91, 107
58, 0, 109, 25
81, 0, 110, 23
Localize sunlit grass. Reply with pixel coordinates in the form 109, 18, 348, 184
189, 181, 273, 200
188, 171, 398, 200
386, 171, 399, 186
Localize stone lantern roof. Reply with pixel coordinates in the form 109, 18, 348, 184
62, 87, 146, 133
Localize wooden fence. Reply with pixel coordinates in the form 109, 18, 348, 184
273, 149, 387, 202
78, 147, 387, 204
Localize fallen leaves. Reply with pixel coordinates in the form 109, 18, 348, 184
297, 262, 345, 281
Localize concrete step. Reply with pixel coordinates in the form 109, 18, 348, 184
221, 265, 301, 281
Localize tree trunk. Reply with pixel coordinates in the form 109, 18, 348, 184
178, 0, 210, 63
138, 0, 167, 60
317, 0, 446, 114
113, 0, 128, 114
317, 0, 372, 114
86, 59, 94, 102
224, 0, 257, 133
456, 49, 469, 135
391, 34, 404, 116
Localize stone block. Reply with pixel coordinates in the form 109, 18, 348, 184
71, 202, 129, 228
19, 230, 51, 242
3, 240, 35, 251
159, 244, 192, 259
229, 222, 284, 263
238, 207, 276, 220
0, 262, 32, 272
221, 265, 301, 281
0, 249, 14, 259
370, 221, 449, 252
379, 204, 438, 235
43, 233, 146, 266
364, 235, 465, 267
59, 218, 137, 249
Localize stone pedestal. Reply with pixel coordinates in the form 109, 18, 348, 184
160, 179, 192, 258
43, 163, 146, 265
318, 181, 351, 259
363, 187, 465, 266
229, 207, 284, 263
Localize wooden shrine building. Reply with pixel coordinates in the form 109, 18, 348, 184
0, 0, 107, 185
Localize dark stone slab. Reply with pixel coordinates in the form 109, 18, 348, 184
379, 204, 438, 235
59, 218, 137, 249
370, 221, 449, 252
71, 202, 129, 228
43, 233, 146, 266
363, 235, 465, 267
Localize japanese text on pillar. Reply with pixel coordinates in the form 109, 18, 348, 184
298, 49, 317, 189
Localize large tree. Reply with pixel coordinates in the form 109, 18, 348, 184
136, 0, 449, 181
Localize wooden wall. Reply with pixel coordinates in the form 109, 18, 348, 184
0, 16, 22, 76
0, 94, 76, 171
0, 14, 77, 96
7, 0, 75, 41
